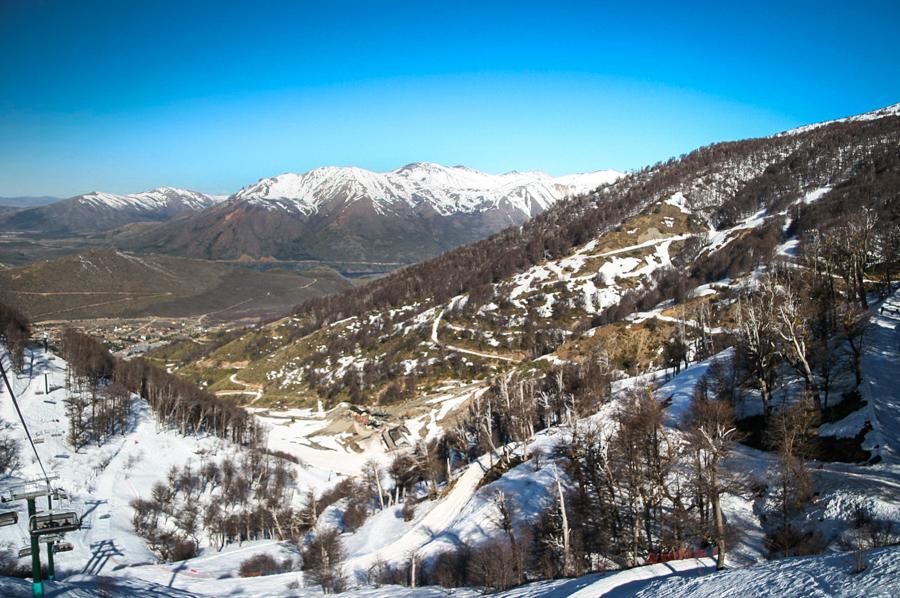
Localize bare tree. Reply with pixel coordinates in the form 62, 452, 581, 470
554, 469, 572, 576
302, 527, 345, 593
0, 424, 20, 476
492, 490, 525, 586
735, 285, 781, 417
767, 398, 816, 529
363, 459, 386, 510
839, 307, 872, 388
684, 391, 737, 570
0, 302, 30, 372
833, 208, 878, 309
772, 273, 822, 409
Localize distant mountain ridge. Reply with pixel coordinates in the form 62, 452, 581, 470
233, 162, 622, 217
115, 163, 623, 264
0, 187, 223, 234
0, 195, 61, 208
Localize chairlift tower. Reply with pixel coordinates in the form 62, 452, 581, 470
1, 355, 80, 597
1, 476, 79, 598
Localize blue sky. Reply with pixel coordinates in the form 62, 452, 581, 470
1, 0, 898, 197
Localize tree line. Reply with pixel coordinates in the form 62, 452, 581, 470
131, 450, 299, 561
0, 302, 30, 372
59, 328, 263, 449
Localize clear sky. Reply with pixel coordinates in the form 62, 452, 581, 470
1, 0, 899, 197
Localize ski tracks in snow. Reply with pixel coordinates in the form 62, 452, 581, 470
344, 456, 488, 576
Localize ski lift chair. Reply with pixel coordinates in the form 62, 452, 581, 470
29, 486, 82, 537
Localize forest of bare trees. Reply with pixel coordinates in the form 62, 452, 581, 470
58, 328, 263, 449
0, 302, 30, 373
130, 451, 300, 561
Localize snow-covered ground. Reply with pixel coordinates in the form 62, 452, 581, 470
2, 547, 897, 596
0, 348, 232, 572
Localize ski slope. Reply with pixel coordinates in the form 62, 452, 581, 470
343, 454, 489, 576
861, 291, 900, 465
0, 348, 250, 573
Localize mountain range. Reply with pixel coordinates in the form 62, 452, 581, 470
113, 163, 622, 263
0, 187, 223, 234
0, 195, 61, 208
0, 164, 620, 265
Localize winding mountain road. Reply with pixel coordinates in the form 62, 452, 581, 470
431, 308, 518, 363
214, 372, 263, 404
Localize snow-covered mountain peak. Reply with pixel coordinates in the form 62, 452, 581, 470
233, 163, 625, 217
73, 187, 221, 212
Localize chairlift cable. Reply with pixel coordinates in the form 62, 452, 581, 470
0, 352, 51, 486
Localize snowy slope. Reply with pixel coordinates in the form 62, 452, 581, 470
859, 291, 900, 465
72, 187, 222, 212
630, 546, 900, 597
781, 102, 900, 136
232, 162, 623, 217
0, 348, 240, 571
0, 292, 897, 597
2, 545, 896, 596
0, 347, 359, 576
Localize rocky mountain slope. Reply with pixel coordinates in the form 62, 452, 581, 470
0, 187, 223, 234
114, 163, 621, 264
